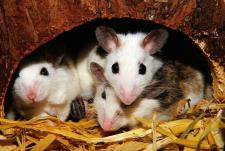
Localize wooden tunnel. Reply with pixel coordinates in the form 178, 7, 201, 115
0, 0, 225, 118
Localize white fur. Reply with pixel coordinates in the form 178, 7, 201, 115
128, 98, 160, 128
73, 45, 106, 99
94, 85, 129, 131
71, 46, 106, 100
105, 33, 163, 105
75, 56, 95, 100
13, 61, 80, 121
94, 84, 161, 131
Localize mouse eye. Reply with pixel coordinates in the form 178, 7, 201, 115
112, 62, 119, 74
101, 91, 106, 100
40, 67, 49, 76
139, 63, 146, 75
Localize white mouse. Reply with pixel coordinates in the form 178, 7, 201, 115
95, 26, 168, 105
90, 61, 206, 131
12, 57, 80, 121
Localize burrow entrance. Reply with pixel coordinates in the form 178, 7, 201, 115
4, 18, 212, 119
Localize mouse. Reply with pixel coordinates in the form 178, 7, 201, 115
12, 56, 81, 121
90, 61, 207, 131
95, 26, 168, 105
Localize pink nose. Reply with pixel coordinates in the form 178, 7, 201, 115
27, 91, 36, 102
102, 113, 120, 131
119, 86, 136, 105
102, 117, 113, 131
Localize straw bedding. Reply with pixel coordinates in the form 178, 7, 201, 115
0, 99, 224, 151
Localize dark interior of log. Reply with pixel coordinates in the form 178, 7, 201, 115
4, 18, 212, 118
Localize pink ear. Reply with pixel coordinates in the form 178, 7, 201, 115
142, 29, 168, 55
90, 62, 106, 83
106, 39, 118, 52
95, 26, 120, 53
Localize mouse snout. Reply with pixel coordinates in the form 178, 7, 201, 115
101, 111, 120, 131
119, 85, 136, 105
102, 117, 113, 131
24, 83, 39, 103
26, 90, 37, 103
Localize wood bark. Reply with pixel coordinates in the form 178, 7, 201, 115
0, 0, 224, 117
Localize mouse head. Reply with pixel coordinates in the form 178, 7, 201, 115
13, 55, 65, 104
13, 62, 55, 104
90, 62, 129, 131
95, 26, 168, 105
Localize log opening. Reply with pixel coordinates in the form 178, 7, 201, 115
4, 18, 212, 119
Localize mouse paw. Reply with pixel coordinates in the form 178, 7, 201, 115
70, 97, 87, 121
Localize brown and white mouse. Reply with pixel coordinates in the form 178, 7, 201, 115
90, 61, 207, 131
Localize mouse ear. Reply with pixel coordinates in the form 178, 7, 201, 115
95, 26, 120, 53
90, 62, 106, 84
142, 29, 168, 55
54, 55, 65, 67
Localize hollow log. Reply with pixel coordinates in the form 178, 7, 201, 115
0, 0, 224, 117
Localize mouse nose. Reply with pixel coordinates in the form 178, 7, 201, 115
102, 117, 113, 131
102, 112, 120, 131
27, 90, 37, 103
119, 86, 136, 105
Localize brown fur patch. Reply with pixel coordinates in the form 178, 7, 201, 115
141, 60, 205, 109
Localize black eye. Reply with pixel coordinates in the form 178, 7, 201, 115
40, 67, 49, 76
139, 63, 146, 75
112, 62, 119, 74
101, 91, 106, 100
